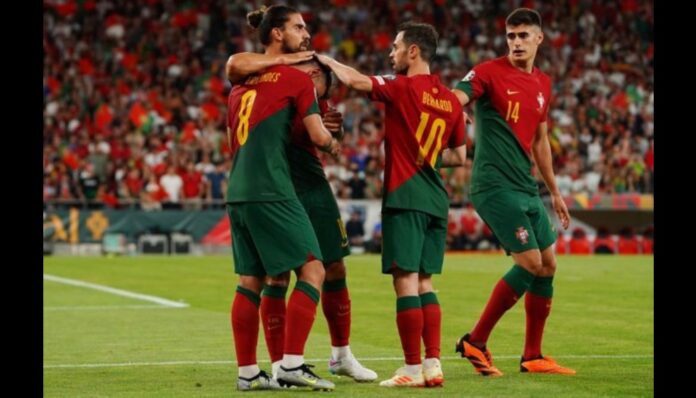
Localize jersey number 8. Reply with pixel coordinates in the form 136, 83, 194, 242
236, 90, 257, 146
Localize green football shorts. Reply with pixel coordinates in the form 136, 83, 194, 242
297, 181, 351, 265
227, 199, 323, 277
381, 208, 447, 275
471, 189, 556, 254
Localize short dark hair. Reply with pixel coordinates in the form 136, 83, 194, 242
246, 5, 299, 46
297, 57, 333, 99
396, 22, 438, 63
506, 8, 542, 29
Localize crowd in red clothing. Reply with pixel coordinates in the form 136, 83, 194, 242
43, 0, 653, 210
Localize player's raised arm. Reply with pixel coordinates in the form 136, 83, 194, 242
315, 54, 373, 92
532, 121, 570, 230
225, 51, 315, 84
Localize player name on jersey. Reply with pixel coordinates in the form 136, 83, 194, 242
422, 92, 453, 113
245, 72, 281, 85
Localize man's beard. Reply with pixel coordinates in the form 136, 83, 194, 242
282, 38, 312, 53
392, 60, 407, 75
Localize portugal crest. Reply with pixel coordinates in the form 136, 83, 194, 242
515, 226, 529, 245
537, 92, 545, 110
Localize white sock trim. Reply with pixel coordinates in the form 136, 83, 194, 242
281, 354, 304, 369
331, 345, 352, 360
238, 364, 260, 379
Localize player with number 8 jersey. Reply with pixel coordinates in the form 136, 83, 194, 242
227, 65, 320, 203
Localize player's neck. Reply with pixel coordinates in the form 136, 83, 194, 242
507, 55, 534, 73
264, 44, 284, 56
407, 62, 430, 77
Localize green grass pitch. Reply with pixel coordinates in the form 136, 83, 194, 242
44, 254, 653, 397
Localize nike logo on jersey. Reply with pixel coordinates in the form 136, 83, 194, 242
506, 89, 520, 95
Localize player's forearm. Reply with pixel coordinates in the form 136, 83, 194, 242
322, 58, 372, 92
225, 53, 281, 83
452, 89, 470, 106
440, 145, 467, 168
532, 139, 561, 196
304, 113, 335, 147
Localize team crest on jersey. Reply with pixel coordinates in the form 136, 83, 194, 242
537, 92, 545, 110
515, 226, 529, 245
432, 87, 439, 94
462, 70, 475, 82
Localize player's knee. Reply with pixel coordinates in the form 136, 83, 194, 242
238, 275, 263, 294
518, 258, 543, 275
298, 259, 326, 289
540, 256, 557, 276
418, 275, 433, 294
265, 272, 290, 288
325, 261, 346, 281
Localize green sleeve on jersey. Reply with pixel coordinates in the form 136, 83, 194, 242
454, 80, 473, 98
304, 100, 320, 118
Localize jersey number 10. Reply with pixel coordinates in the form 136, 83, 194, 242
415, 111, 447, 167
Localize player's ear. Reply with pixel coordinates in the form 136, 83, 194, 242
535, 29, 544, 46
271, 27, 283, 42
408, 44, 419, 60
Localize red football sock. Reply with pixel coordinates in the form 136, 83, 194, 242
284, 282, 319, 355
231, 287, 260, 366
322, 280, 351, 347
420, 292, 441, 359
524, 292, 552, 360
470, 279, 521, 344
260, 285, 287, 363
396, 296, 423, 365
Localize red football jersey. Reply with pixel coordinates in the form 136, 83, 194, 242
369, 74, 465, 218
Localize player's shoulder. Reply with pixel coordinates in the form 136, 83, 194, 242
476, 56, 508, 72
228, 85, 244, 101
533, 67, 552, 90
372, 73, 403, 86
433, 82, 464, 112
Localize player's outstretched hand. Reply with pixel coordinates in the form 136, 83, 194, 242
551, 192, 570, 230
314, 53, 334, 66
278, 51, 315, 65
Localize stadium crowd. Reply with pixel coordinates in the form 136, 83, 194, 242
43, 0, 653, 210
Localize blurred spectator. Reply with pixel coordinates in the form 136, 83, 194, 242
141, 173, 165, 211
458, 203, 483, 250
568, 228, 592, 254
345, 210, 365, 247
205, 161, 228, 207
159, 165, 183, 209
641, 226, 654, 254
617, 227, 639, 254
593, 227, 616, 254
181, 161, 204, 210
364, 221, 382, 254
76, 163, 100, 204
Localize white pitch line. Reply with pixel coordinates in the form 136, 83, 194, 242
44, 354, 653, 369
43, 274, 188, 308
44, 305, 178, 311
